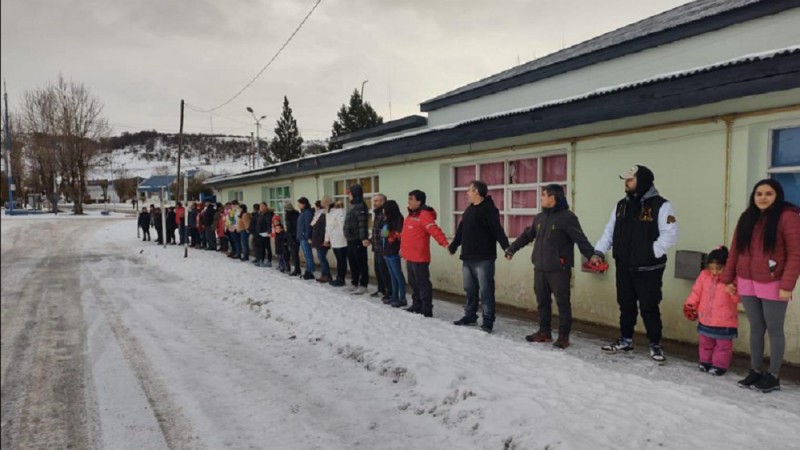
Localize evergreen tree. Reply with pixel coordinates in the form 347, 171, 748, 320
329, 89, 383, 150
270, 96, 304, 162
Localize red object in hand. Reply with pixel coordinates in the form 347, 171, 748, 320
582, 260, 609, 273
683, 304, 698, 321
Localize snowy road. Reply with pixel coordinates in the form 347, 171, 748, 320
1, 215, 799, 450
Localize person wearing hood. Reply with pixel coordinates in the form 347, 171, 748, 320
401, 189, 449, 317
591, 165, 679, 362
284, 201, 301, 276
505, 184, 595, 347
449, 180, 509, 333
344, 184, 371, 295
370, 194, 392, 300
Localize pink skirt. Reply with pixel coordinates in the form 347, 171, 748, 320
737, 277, 783, 301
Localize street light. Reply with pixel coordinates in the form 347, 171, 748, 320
361, 79, 369, 100
246, 107, 267, 169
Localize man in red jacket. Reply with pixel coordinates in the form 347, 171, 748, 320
400, 189, 449, 317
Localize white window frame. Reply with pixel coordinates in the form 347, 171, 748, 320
451, 151, 569, 235
261, 185, 292, 221
332, 174, 380, 209
228, 190, 244, 202
768, 125, 800, 174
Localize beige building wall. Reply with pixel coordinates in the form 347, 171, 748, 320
216, 109, 800, 363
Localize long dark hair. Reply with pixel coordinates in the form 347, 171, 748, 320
734, 179, 793, 254
383, 200, 403, 232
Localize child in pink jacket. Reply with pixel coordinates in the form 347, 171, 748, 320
684, 246, 739, 376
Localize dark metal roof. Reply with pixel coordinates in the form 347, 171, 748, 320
420, 0, 795, 112
206, 48, 800, 188
139, 175, 177, 192
330, 115, 428, 146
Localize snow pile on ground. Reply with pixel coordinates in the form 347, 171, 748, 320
95, 219, 800, 449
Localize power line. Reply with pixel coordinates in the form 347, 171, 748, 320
186, 0, 323, 113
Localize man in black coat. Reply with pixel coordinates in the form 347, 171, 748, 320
284, 201, 301, 275
203, 202, 217, 250
449, 180, 509, 333
138, 207, 151, 241
369, 194, 391, 299
343, 184, 370, 294
505, 184, 596, 349
506, 184, 594, 349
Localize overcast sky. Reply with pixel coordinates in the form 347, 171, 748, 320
1, 0, 691, 140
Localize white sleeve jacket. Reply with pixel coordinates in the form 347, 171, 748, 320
594, 201, 679, 260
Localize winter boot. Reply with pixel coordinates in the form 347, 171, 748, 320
390, 299, 408, 308
708, 366, 727, 376
525, 329, 552, 343
698, 362, 711, 372
649, 344, 666, 363
552, 334, 570, 349
753, 373, 780, 393
453, 316, 478, 326
601, 338, 633, 352
737, 370, 763, 389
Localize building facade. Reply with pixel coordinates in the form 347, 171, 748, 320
207, 0, 800, 363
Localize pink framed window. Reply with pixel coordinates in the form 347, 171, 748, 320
509, 215, 534, 237
454, 166, 476, 188
543, 155, 567, 182
488, 188, 504, 210
510, 158, 537, 184
511, 189, 537, 209
480, 162, 505, 186
455, 191, 470, 212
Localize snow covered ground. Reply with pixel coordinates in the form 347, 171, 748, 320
3, 216, 799, 449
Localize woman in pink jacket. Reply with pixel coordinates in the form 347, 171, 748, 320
684, 246, 738, 376
722, 179, 800, 393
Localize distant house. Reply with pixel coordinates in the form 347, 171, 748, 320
138, 175, 177, 202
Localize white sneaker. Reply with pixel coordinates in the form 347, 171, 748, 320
346, 285, 359, 293
351, 286, 367, 295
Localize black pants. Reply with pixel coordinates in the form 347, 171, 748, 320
141, 225, 150, 241
264, 236, 273, 262
254, 235, 266, 261
347, 240, 369, 287
534, 269, 572, 335
205, 227, 216, 250
333, 247, 348, 282
616, 267, 665, 344
407, 262, 433, 316
179, 224, 186, 245
155, 226, 163, 243
288, 235, 300, 273
373, 251, 391, 295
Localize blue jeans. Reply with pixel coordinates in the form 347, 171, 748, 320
316, 247, 331, 277
299, 239, 315, 273
240, 232, 250, 260
229, 231, 240, 257
462, 259, 496, 327
384, 255, 406, 301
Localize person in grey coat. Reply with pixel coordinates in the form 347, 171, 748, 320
505, 184, 596, 349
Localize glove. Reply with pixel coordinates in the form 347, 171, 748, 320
581, 260, 609, 273
683, 304, 698, 321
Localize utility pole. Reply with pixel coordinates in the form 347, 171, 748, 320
3, 82, 15, 214
176, 99, 184, 203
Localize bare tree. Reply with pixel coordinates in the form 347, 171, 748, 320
19, 75, 110, 214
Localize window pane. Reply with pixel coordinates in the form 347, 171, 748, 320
511, 189, 537, 209
455, 191, 470, 211
772, 172, 800, 206
283, 187, 290, 198
543, 155, 567, 182
335, 181, 344, 196
480, 162, 505, 186
509, 215, 535, 238
772, 128, 800, 167
360, 177, 372, 193
346, 179, 357, 189
374, 177, 380, 192
489, 189, 504, 210
454, 214, 462, 231
454, 166, 476, 188
510, 158, 537, 184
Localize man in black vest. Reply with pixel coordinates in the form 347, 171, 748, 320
592, 165, 678, 363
